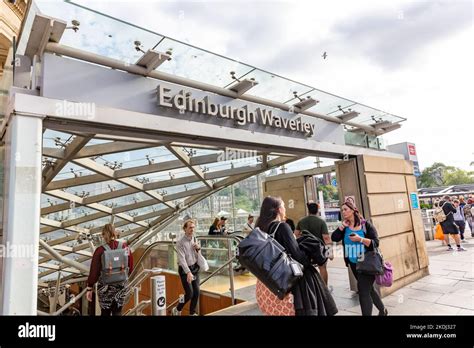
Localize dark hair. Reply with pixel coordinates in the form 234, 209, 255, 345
286, 218, 295, 232
256, 196, 282, 233
307, 203, 318, 215
342, 200, 362, 228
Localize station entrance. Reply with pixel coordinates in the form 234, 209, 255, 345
0, 4, 426, 315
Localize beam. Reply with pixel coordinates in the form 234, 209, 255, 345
42, 135, 93, 190
43, 141, 160, 160
166, 145, 213, 189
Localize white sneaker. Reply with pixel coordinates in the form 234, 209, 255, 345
457, 246, 467, 251
190, 313, 199, 316
461, 240, 468, 243
171, 307, 181, 316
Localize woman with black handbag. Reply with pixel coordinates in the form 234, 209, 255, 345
331, 200, 388, 316
256, 196, 338, 316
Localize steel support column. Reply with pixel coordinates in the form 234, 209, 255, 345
1, 113, 43, 314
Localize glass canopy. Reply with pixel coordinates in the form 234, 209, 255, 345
27, 0, 405, 128
19, 0, 408, 284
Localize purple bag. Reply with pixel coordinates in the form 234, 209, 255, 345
375, 261, 393, 287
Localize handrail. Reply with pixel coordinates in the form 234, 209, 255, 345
165, 255, 237, 311
38, 287, 88, 316
126, 235, 242, 315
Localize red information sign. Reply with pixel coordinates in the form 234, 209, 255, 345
408, 144, 416, 156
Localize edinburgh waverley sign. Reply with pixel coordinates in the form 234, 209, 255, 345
157, 85, 316, 137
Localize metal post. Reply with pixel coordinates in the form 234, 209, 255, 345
134, 286, 140, 308
256, 174, 262, 206
151, 275, 166, 315
1, 114, 43, 314
227, 242, 236, 305
231, 184, 236, 232
50, 271, 62, 314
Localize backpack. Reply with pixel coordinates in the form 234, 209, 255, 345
463, 204, 473, 218
434, 202, 448, 223
100, 241, 129, 285
237, 222, 304, 300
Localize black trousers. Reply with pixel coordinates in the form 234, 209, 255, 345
349, 263, 385, 316
101, 301, 122, 316
455, 220, 465, 240
177, 266, 200, 314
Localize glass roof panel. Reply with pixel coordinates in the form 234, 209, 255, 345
41, 194, 67, 208
99, 191, 150, 209
43, 130, 75, 148
154, 38, 254, 87
65, 180, 129, 196
36, 0, 163, 63
292, 89, 356, 115
94, 146, 175, 170
246, 69, 313, 102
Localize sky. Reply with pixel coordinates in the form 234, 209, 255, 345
58, 0, 473, 170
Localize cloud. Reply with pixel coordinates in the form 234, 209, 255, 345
333, 0, 473, 70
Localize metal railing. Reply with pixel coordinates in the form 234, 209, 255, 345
125, 235, 242, 315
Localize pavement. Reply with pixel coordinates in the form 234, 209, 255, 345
330, 228, 474, 315
216, 229, 474, 316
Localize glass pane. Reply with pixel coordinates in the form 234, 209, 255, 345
344, 131, 367, 147
246, 69, 313, 102
36, 1, 164, 63
155, 38, 254, 87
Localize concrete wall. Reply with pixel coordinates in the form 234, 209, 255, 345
336, 155, 429, 296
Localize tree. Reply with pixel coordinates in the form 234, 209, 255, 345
318, 185, 339, 202
444, 168, 474, 185
418, 162, 474, 187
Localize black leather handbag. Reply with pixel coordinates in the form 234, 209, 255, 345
237, 222, 304, 300
356, 246, 384, 275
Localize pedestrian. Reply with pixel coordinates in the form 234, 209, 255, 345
242, 214, 255, 236
172, 219, 202, 316
439, 195, 467, 251
464, 198, 474, 237
295, 202, 332, 285
331, 200, 388, 316
453, 199, 467, 243
208, 217, 220, 235
86, 224, 133, 316
255, 196, 338, 316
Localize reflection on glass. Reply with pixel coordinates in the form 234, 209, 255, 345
344, 131, 367, 148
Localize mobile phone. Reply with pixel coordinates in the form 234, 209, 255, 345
349, 233, 356, 237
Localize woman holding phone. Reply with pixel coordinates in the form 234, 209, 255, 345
331, 200, 387, 316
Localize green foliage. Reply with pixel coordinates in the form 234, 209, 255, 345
418, 162, 474, 188
420, 202, 432, 209
318, 185, 339, 202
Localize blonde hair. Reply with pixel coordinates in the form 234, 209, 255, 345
102, 224, 117, 243
182, 219, 196, 230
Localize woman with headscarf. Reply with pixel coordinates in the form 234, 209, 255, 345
331, 200, 387, 316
